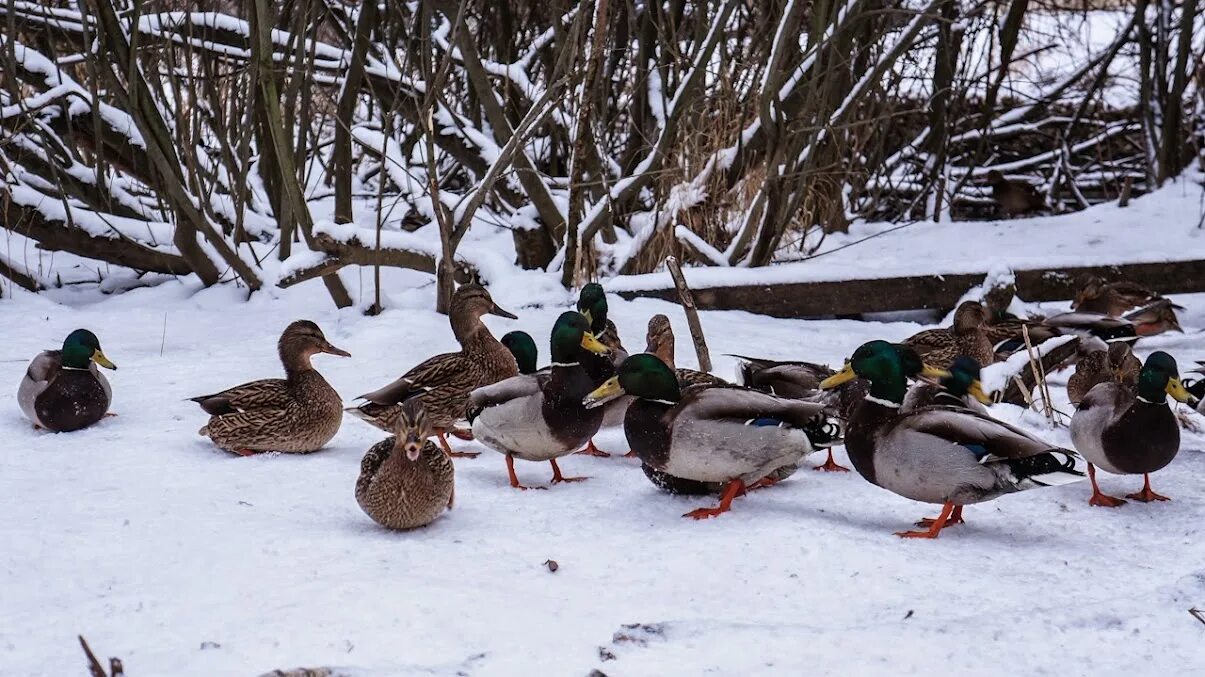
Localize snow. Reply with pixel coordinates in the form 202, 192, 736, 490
3, 264, 1205, 675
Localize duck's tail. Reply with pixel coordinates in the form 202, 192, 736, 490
1009, 448, 1084, 489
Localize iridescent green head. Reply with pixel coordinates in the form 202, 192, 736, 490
1138, 351, 1196, 405
549, 311, 610, 364
501, 331, 538, 375
61, 329, 116, 370
821, 340, 947, 403
584, 353, 680, 409
576, 283, 608, 334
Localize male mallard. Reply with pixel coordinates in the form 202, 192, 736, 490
901, 356, 992, 413
1188, 362, 1205, 414
577, 283, 627, 362
191, 320, 349, 455
348, 284, 518, 457
501, 331, 539, 375
820, 341, 1081, 538
585, 354, 840, 519
18, 329, 116, 432
469, 311, 612, 489
903, 300, 995, 369
1067, 342, 1142, 405
1070, 351, 1197, 506
645, 314, 727, 388
356, 398, 455, 530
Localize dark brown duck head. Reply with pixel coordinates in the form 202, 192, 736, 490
1071, 276, 1107, 312
279, 320, 350, 373
952, 301, 989, 335
1106, 342, 1141, 384
394, 398, 435, 461
449, 284, 516, 340
982, 281, 1017, 323
644, 314, 675, 369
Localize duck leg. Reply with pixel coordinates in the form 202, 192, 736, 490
506, 454, 544, 491
1087, 464, 1126, 507
683, 479, 746, 520
896, 502, 958, 538
575, 439, 611, 457
549, 458, 588, 484
813, 449, 850, 473
1125, 474, 1170, 502
447, 482, 455, 509
622, 450, 638, 458
747, 475, 780, 491
915, 505, 964, 528
438, 430, 480, 458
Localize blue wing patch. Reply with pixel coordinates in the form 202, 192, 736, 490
960, 442, 989, 460
745, 417, 785, 428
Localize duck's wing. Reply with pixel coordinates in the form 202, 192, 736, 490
356, 438, 395, 498
190, 378, 291, 415
678, 386, 830, 428
898, 406, 1074, 462
903, 327, 954, 351
357, 351, 465, 404
469, 373, 546, 410
675, 368, 727, 389
730, 355, 832, 397
25, 350, 62, 383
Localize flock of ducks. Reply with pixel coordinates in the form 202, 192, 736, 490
15, 278, 1203, 537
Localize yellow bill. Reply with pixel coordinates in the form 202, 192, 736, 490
968, 380, 994, 404
580, 331, 610, 356
584, 376, 623, 409
819, 363, 857, 389
92, 349, 117, 370
1166, 377, 1198, 404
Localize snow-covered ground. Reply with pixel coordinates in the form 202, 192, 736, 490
3, 262, 1204, 675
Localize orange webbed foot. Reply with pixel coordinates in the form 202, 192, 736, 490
1089, 492, 1127, 508
813, 450, 850, 473
575, 440, 611, 457
895, 502, 957, 539
682, 480, 746, 520
549, 459, 588, 484
622, 450, 638, 458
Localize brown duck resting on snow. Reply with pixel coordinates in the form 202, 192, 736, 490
985, 170, 1046, 217
1066, 342, 1142, 406
347, 284, 518, 457
356, 398, 455, 530
903, 300, 996, 369
1072, 277, 1182, 335
191, 320, 349, 455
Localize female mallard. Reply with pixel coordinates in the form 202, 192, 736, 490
585, 354, 840, 519
645, 314, 726, 388
901, 356, 992, 413
348, 284, 518, 457
1072, 277, 1159, 317
1067, 343, 1142, 405
469, 311, 612, 489
903, 300, 995, 369
18, 329, 116, 432
820, 341, 1081, 538
1070, 351, 1197, 506
191, 320, 349, 455
356, 398, 455, 530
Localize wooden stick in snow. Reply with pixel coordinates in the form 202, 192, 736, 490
1118, 176, 1134, 207
664, 256, 712, 373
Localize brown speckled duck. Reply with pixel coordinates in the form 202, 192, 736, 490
1067, 342, 1142, 405
191, 320, 349, 455
356, 398, 455, 530
645, 314, 727, 388
903, 300, 995, 369
1072, 277, 1159, 317
347, 284, 517, 457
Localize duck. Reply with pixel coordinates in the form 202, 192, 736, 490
585, 354, 841, 519
574, 283, 629, 457
1037, 311, 1138, 352
191, 320, 348, 455
1187, 362, 1205, 414
1066, 342, 1141, 405
985, 170, 1046, 217
469, 311, 612, 489
1123, 298, 1184, 336
348, 284, 518, 457
1070, 351, 1197, 506
901, 356, 992, 413
18, 329, 117, 432
903, 300, 996, 369
356, 398, 455, 530
644, 314, 726, 388
1072, 277, 1160, 317
820, 340, 1082, 538
501, 331, 539, 375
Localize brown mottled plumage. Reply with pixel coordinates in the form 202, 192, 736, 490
356, 399, 455, 530
645, 314, 727, 388
1072, 277, 1159, 317
903, 301, 995, 369
192, 320, 349, 454
1067, 343, 1142, 405
1124, 298, 1184, 336
986, 170, 1045, 216
347, 284, 518, 442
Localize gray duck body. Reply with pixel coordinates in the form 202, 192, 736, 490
1070, 383, 1179, 476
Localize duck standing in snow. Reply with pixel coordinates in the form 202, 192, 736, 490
574, 283, 630, 457
356, 398, 455, 530
347, 284, 518, 457
821, 341, 1082, 538
469, 311, 612, 489
191, 320, 349, 454
1066, 342, 1141, 406
18, 329, 116, 432
1070, 351, 1197, 506
585, 354, 840, 519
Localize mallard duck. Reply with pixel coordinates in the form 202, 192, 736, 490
645, 314, 726, 387
577, 282, 628, 362
1072, 277, 1160, 317
356, 398, 455, 530
901, 356, 992, 413
1123, 298, 1184, 336
1067, 342, 1141, 405
820, 341, 1082, 538
1038, 311, 1137, 352
1070, 351, 1197, 506
469, 311, 612, 489
1187, 363, 1205, 414
985, 170, 1046, 216
585, 354, 840, 519
348, 284, 518, 457
501, 331, 539, 375
903, 300, 995, 369
191, 321, 348, 454
18, 329, 116, 432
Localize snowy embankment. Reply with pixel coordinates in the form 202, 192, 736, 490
2, 271, 1205, 675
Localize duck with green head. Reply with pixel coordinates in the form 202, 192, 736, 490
574, 283, 630, 457
585, 354, 840, 519
19, 329, 116, 432
469, 311, 612, 489
501, 331, 539, 376
901, 355, 993, 413
820, 340, 1082, 538
1070, 351, 1197, 506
